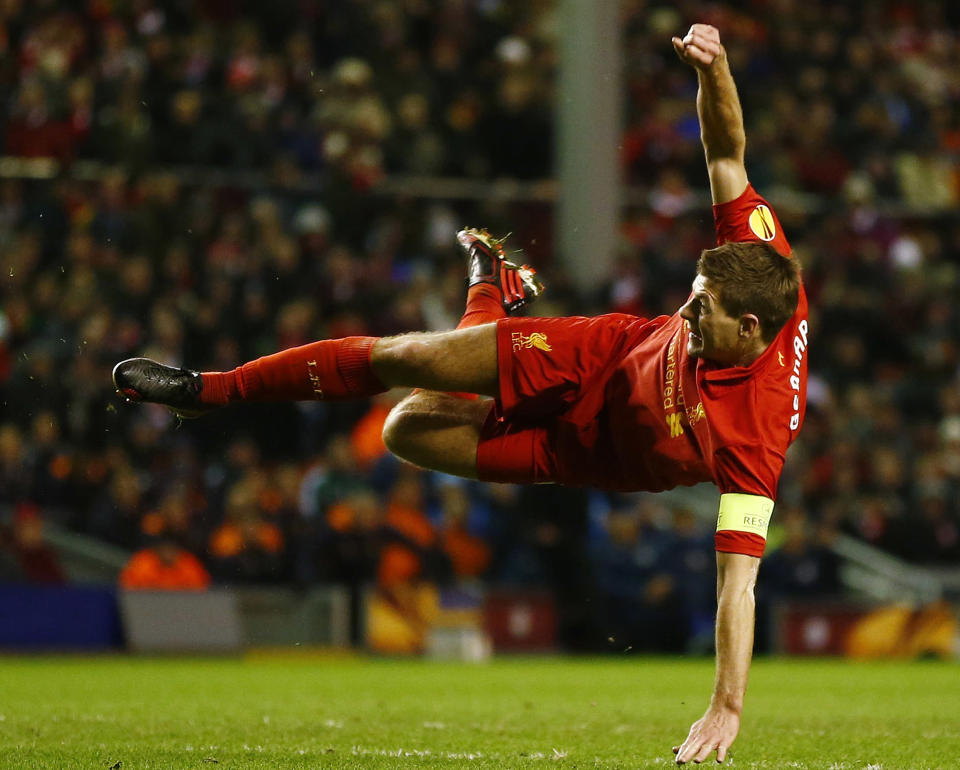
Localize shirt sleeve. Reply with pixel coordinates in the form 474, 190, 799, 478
712, 443, 785, 558
712, 183, 792, 258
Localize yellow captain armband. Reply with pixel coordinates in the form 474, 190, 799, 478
716, 493, 774, 539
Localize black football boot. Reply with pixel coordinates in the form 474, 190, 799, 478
112, 358, 211, 418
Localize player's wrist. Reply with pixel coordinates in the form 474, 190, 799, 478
709, 693, 743, 715
696, 45, 728, 77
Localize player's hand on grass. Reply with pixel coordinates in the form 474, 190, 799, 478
671, 24, 723, 70
672, 704, 740, 764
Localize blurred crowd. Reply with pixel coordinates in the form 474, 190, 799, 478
0, 0, 554, 182
622, 1, 959, 210
1, 0, 959, 650
1, 0, 955, 203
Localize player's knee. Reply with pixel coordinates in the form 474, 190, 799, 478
381, 398, 422, 459
381, 407, 405, 457
382, 392, 487, 477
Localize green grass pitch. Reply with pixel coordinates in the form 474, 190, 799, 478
0, 655, 957, 769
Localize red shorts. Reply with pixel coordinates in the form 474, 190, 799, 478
476, 314, 661, 487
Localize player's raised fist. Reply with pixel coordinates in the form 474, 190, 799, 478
671, 24, 723, 70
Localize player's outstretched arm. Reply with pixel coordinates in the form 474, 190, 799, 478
672, 24, 748, 205
673, 551, 758, 764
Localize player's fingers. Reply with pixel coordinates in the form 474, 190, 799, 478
685, 28, 718, 47
692, 738, 716, 764
671, 36, 686, 58
686, 32, 721, 57
679, 32, 715, 62
699, 24, 721, 43
673, 745, 681, 754
681, 43, 714, 67
716, 744, 728, 763
689, 23, 720, 42
676, 737, 701, 764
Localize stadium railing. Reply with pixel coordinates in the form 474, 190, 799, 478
831, 533, 949, 604
0, 155, 954, 218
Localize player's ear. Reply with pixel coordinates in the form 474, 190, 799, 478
739, 314, 760, 338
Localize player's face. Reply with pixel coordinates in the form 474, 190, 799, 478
679, 274, 744, 365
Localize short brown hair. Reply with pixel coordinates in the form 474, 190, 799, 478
696, 242, 801, 343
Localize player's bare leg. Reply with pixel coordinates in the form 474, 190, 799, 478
381, 389, 492, 478
373, 321, 498, 479
369, 324, 498, 396
375, 324, 498, 479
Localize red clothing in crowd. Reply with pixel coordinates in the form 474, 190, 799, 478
118, 547, 211, 590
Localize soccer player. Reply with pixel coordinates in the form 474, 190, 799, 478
114, 25, 806, 765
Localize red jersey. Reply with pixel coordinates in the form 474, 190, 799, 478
604, 184, 808, 556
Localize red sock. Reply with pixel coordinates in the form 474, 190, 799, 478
456, 283, 506, 330
199, 337, 386, 405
